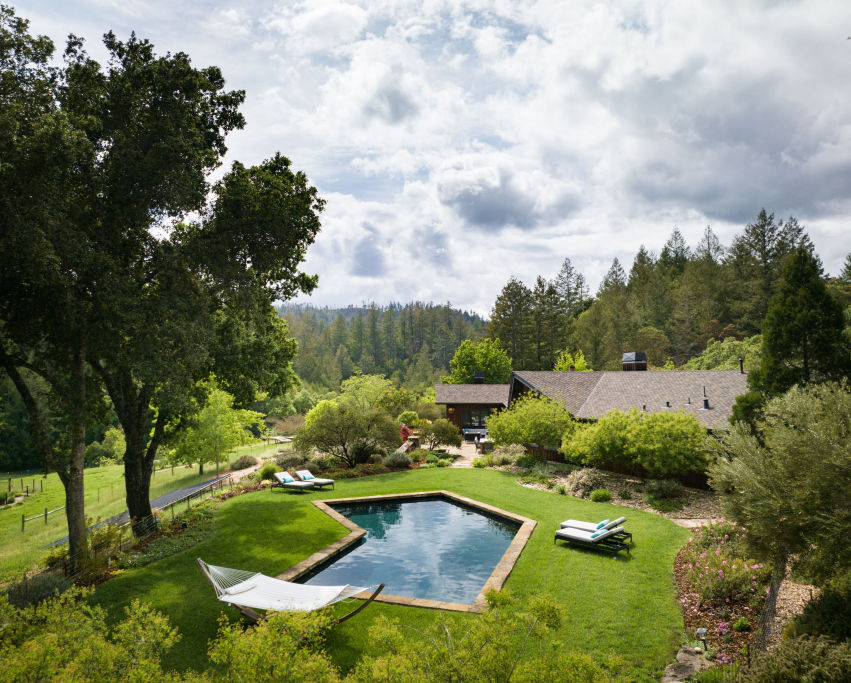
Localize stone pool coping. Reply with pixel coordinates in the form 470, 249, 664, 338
276, 490, 536, 613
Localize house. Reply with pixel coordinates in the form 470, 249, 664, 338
433, 382, 510, 441
435, 353, 748, 433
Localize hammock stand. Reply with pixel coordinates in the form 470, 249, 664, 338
196, 558, 384, 625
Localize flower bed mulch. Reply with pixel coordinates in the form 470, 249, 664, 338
674, 543, 765, 666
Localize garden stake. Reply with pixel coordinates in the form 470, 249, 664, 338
44, 508, 48, 524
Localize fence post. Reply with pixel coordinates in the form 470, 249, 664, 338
21, 514, 25, 532
25, 485, 28, 497
40, 480, 43, 493
44, 507, 48, 524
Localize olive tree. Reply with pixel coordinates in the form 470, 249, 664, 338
709, 381, 851, 588
419, 418, 462, 450
293, 400, 399, 467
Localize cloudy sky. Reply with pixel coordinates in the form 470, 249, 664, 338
17, 0, 851, 314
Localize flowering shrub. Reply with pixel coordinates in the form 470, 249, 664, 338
682, 519, 772, 605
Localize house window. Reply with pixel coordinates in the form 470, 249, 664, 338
462, 409, 490, 428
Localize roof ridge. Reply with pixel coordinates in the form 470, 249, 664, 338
576, 372, 605, 415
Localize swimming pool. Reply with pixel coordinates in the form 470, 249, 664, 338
301, 497, 521, 605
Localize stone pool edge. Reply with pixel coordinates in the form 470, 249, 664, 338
275, 490, 537, 614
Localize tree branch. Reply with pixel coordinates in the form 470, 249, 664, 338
0, 356, 68, 483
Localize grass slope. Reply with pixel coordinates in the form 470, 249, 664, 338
0, 440, 285, 581
91, 468, 688, 678
0, 465, 211, 580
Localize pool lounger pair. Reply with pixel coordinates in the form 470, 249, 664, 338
271, 470, 335, 492
554, 525, 631, 555
560, 516, 632, 543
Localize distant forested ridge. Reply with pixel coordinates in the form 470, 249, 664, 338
278, 302, 487, 390
280, 210, 851, 392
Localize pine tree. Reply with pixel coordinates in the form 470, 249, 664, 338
488, 277, 532, 367
330, 313, 348, 350
841, 253, 851, 284
660, 227, 691, 273
599, 258, 627, 294
749, 245, 851, 396
727, 209, 808, 333
628, 246, 672, 330
555, 257, 588, 316
694, 226, 725, 264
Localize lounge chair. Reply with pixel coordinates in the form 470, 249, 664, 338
560, 516, 631, 545
272, 471, 314, 492
295, 469, 334, 489
554, 525, 631, 555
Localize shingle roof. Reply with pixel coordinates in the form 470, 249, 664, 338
511, 371, 601, 414
434, 384, 511, 407
512, 370, 749, 430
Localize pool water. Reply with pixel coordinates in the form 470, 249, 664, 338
302, 498, 520, 604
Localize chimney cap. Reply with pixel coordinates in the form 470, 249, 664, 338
622, 351, 647, 363
473, 370, 485, 384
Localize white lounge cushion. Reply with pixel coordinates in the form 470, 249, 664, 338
274, 472, 313, 488
296, 470, 334, 485
560, 516, 626, 532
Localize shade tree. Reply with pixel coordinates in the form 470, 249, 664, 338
293, 400, 399, 467
442, 338, 512, 384
172, 381, 262, 477
553, 349, 591, 371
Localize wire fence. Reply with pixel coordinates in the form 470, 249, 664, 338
21, 505, 66, 531
55, 474, 234, 582
4, 477, 45, 496
751, 567, 784, 654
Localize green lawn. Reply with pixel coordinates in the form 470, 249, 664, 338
91, 468, 689, 678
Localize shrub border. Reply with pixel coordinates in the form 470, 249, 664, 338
276, 490, 536, 613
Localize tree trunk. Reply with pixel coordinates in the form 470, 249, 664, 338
199, 462, 204, 475
64, 450, 88, 572
1, 354, 89, 571
125, 454, 154, 535
92, 363, 163, 537
65, 344, 90, 571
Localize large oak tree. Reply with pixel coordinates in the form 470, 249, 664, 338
1, 7, 323, 544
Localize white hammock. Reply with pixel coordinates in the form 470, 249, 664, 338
197, 559, 375, 614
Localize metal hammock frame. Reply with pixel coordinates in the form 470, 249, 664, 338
196, 558, 384, 624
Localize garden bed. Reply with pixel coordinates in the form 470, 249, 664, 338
515, 466, 722, 521
672, 519, 771, 667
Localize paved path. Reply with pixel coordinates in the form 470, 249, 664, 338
48, 473, 232, 547
447, 442, 478, 468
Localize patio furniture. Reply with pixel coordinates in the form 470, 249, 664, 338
559, 516, 631, 545
554, 525, 631, 555
272, 471, 314, 492
197, 558, 384, 625
295, 470, 334, 489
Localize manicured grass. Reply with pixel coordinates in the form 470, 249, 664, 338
90, 468, 689, 678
